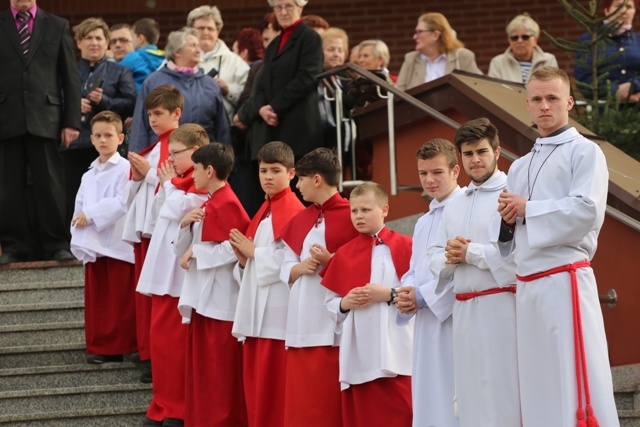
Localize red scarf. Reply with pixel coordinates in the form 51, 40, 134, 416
280, 192, 358, 256
245, 187, 305, 241
170, 167, 208, 195
320, 226, 412, 296
134, 129, 174, 193
277, 18, 302, 52
200, 184, 250, 242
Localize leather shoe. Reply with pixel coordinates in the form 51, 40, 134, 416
52, 249, 75, 261
86, 354, 124, 364
162, 419, 184, 427
0, 253, 20, 265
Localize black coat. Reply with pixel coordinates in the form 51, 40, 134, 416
251, 21, 323, 158
0, 8, 81, 140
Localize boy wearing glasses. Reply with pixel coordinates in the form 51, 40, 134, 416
136, 124, 209, 427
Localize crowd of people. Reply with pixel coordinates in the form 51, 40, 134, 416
0, 0, 630, 426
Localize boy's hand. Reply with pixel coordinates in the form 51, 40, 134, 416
157, 160, 177, 185
229, 229, 255, 259
309, 243, 331, 265
128, 152, 151, 181
497, 188, 525, 225
71, 212, 88, 228
231, 244, 248, 267
365, 283, 392, 303
289, 256, 321, 283
445, 236, 470, 265
180, 247, 193, 270
395, 286, 418, 315
341, 286, 373, 311
180, 208, 205, 228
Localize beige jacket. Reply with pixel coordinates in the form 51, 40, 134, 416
488, 46, 558, 84
396, 48, 482, 91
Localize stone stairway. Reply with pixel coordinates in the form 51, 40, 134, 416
614, 363, 640, 427
0, 262, 151, 426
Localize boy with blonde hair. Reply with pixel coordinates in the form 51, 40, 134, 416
321, 182, 413, 427
70, 111, 135, 364
231, 141, 305, 426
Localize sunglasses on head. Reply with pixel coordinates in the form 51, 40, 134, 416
509, 34, 532, 41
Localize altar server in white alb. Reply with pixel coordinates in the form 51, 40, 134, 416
70, 111, 136, 364
428, 118, 520, 427
394, 139, 464, 427
230, 141, 305, 427
321, 182, 413, 427
497, 66, 619, 427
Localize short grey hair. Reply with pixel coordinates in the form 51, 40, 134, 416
187, 5, 223, 32
165, 27, 199, 61
506, 13, 540, 38
358, 39, 390, 68
267, 0, 308, 7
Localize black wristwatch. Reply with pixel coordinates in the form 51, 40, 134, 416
388, 288, 398, 305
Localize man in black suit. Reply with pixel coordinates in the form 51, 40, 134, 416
0, 0, 81, 263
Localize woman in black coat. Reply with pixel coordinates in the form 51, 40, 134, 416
239, 0, 323, 160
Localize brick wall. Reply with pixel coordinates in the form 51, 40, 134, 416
40, 0, 588, 78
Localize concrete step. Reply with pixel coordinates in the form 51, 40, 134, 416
0, 407, 147, 427
619, 410, 640, 427
0, 322, 84, 348
0, 281, 83, 306
0, 301, 84, 327
0, 383, 151, 421
0, 363, 142, 392
0, 263, 83, 285
0, 343, 86, 369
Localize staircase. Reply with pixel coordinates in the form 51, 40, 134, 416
614, 364, 640, 427
0, 262, 151, 426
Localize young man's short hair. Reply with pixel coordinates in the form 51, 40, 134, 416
527, 66, 570, 88
169, 123, 210, 149
257, 141, 295, 169
416, 138, 458, 170
191, 142, 235, 181
133, 18, 160, 45
454, 117, 499, 151
295, 148, 342, 187
91, 110, 123, 134
144, 84, 184, 112
350, 181, 388, 207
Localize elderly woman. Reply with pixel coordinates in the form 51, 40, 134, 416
187, 5, 249, 120
62, 17, 136, 225
237, 0, 323, 160
488, 14, 558, 85
356, 39, 396, 81
129, 27, 230, 153
397, 12, 481, 91
575, 0, 640, 101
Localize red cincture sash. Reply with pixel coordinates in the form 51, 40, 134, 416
455, 285, 516, 301
517, 260, 598, 427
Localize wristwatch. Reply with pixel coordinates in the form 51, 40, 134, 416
388, 288, 398, 305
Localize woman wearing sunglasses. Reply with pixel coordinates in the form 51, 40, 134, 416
488, 14, 557, 85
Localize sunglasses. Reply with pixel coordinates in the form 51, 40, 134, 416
509, 34, 533, 42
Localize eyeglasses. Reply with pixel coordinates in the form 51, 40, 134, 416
509, 34, 533, 42
413, 29, 435, 36
168, 147, 191, 158
273, 4, 296, 13
109, 37, 132, 46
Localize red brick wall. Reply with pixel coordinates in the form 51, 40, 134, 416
40, 0, 588, 77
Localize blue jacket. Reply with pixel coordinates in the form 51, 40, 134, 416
129, 66, 231, 153
64, 57, 136, 150
575, 29, 640, 97
120, 45, 165, 93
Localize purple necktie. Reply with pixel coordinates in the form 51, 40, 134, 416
17, 11, 30, 56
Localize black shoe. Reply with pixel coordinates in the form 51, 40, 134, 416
139, 360, 152, 383
124, 352, 141, 363
86, 354, 124, 364
142, 417, 163, 426
162, 419, 184, 427
52, 249, 75, 261
0, 253, 20, 265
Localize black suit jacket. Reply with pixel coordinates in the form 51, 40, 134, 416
0, 8, 81, 141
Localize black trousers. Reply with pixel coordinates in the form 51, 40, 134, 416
0, 134, 69, 258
